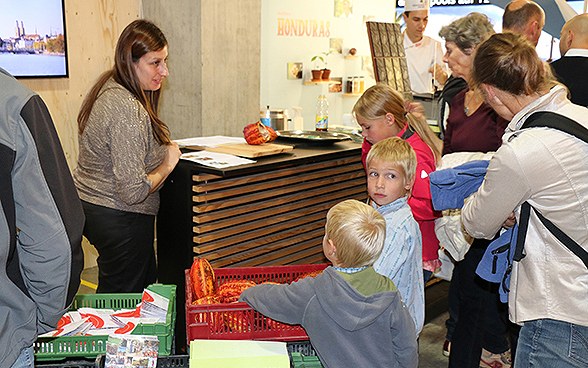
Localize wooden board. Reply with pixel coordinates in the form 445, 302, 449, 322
202, 143, 293, 158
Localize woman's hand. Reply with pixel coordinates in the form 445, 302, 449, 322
502, 212, 516, 230
429, 63, 448, 86
147, 141, 182, 193
405, 101, 427, 123
405, 101, 425, 116
165, 141, 182, 168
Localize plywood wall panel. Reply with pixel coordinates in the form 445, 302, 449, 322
19, 0, 141, 269
20, 0, 141, 170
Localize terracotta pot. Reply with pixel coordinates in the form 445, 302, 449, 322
321, 69, 331, 81
311, 69, 323, 81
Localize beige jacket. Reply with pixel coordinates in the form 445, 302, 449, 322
462, 85, 588, 327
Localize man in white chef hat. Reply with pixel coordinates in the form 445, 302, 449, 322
402, 0, 448, 94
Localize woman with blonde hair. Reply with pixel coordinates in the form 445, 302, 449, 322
74, 19, 181, 293
353, 83, 443, 286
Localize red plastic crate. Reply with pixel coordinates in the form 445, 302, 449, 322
185, 264, 329, 344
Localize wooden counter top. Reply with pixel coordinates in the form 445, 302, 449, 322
180, 140, 362, 177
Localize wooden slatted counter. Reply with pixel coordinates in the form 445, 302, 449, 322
156, 140, 365, 351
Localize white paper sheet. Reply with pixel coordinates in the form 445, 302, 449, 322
174, 136, 245, 148
180, 151, 256, 169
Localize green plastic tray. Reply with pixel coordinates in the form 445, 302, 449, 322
34, 284, 176, 361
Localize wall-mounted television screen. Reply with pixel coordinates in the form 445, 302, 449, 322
0, 0, 68, 78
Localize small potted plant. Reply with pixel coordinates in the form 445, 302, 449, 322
312, 51, 331, 81
310, 53, 325, 81
321, 52, 332, 81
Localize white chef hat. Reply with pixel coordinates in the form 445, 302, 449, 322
404, 0, 430, 12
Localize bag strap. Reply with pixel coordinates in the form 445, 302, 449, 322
514, 112, 588, 268
534, 207, 588, 268
522, 111, 588, 144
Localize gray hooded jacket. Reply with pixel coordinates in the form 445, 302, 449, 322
241, 266, 418, 368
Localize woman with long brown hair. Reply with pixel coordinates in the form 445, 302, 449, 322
73, 19, 181, 293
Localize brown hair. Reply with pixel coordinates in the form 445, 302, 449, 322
325, 199, 386, 268
353, 83, 443, 164
472, 32, 557, 96
77, 19, 171, 145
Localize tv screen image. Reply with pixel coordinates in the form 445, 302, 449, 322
0, 0, 68, 78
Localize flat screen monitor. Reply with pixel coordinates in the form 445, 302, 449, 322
0, 0, 68, 78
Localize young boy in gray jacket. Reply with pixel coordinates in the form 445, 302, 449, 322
240, 199, 418, 368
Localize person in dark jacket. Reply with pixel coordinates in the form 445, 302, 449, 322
0, 67, 84, 368
241, 199, 418, 368
550, 14, 588, 107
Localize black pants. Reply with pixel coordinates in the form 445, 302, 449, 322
82, 200, 157, 293
448, 238, 510, 368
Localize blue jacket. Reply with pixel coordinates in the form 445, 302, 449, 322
429, 160, 489, 210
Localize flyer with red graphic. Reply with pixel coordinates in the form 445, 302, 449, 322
38, 288, 169, 338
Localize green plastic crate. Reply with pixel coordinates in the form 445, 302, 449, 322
287, 341, 323, 368
290, 353, 324, 368
34, 284, 176, 362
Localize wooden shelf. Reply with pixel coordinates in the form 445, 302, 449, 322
344, 55, 360, 59
343, 93, 362, 98
304, 80, 341, 85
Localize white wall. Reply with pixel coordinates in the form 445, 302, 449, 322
261, 0, 398, 130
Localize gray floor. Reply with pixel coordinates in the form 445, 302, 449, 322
419, 311, 450, 368
78, 266, 450, 367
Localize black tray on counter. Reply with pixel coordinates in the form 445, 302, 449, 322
276, 130, 351, 145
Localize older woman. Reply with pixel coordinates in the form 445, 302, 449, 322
464, 32, 588, 368
438, 13, 511, 368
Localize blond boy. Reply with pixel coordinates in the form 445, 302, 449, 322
366, 137, 425, 336
240, 199, 418, 368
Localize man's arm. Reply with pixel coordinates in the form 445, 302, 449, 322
14, 95, 84, 332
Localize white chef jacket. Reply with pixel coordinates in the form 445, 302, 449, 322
403, 32, 446, 94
